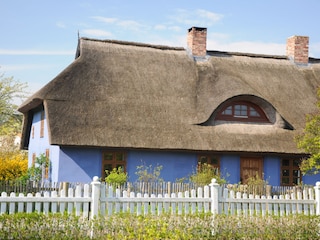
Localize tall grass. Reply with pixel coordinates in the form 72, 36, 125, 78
0, 212, 319, 239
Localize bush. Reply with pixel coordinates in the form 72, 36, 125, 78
135, 162, 163, 182
0, 150, 28, 181
105, 167, 128, 187
0, 212, 319, 239
190, 162, 226, 185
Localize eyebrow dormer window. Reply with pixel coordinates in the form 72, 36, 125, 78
216, 101, 269, 122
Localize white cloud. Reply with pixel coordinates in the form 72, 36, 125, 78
207, 39, 286, 55
116, 20, 144, 31
91, 16, 118, 24
170, 9, 224, 27
154, 24, 167, 30
0, 49, 74, 55
81, 29, 113, 38
310, 42, 320, 57
196, 9, 223, 23
1, 64, 55, 72
56, 21, 67, 28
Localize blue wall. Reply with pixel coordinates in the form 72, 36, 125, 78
220, 155, 240, 184
264, 156, 281, 186
127, 150, 198, 182
58, 147, 102, 183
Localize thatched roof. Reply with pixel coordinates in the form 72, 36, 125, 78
19, 38, 320, 154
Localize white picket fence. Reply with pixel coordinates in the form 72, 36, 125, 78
1, 177, 320, 219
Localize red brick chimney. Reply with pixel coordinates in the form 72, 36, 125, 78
187, 27, 207, 57
286, 36, 309, 65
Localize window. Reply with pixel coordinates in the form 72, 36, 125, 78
101, 152, 126, 180
281, 159, 301, 186
44, 149, 50, 179
32, 153, 36, 167
40, 111, 45, 138
216, 101, 269, 122
198, 155, 220, 171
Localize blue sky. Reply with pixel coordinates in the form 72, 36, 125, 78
1, 0, 320, 100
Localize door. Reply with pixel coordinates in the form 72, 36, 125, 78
240, 157, 263, 184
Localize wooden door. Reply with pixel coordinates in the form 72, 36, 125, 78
240, 157, 263, 184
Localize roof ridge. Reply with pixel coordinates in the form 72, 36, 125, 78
81, 37, 185, 51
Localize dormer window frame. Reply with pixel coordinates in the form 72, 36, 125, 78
216, 101, 269, 123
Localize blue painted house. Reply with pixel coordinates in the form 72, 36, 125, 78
18, 27, 320, 185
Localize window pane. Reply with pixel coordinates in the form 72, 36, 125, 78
103, 153, 113, 161
210, 157, 219, 166
234, 105, 247, 116
282, 169, 289, 176
282, 178, 289, 184
222, 106, 232, 115
293, 159, 300, 167
293, 178, 300, 185
199, 156, 208, 164
116, 153, 124, 161
282, 159, 290, 166
293, 170, 300, 177
104, 164, 113, 172
249, 107, 260, 117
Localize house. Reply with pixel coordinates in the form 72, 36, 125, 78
18, 27, 320, 185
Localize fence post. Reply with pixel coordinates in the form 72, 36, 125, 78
314, 181, 320, 215
210, 178, 219, 214
91, 176, 101, 219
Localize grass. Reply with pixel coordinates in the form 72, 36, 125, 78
0, 212, 319, 239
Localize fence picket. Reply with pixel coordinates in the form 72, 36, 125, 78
191, 189, 196, 214
59, 189, 66, 213
18, 193, 24, 213
184, 191, 189, 214
177, 192, 183, 215
171, 193, 176, 214
35, 192, 41, 213
297, 191, 302, 214
43, 192, 50, 214
51, 191, 57, 213
26, 193, 33, 213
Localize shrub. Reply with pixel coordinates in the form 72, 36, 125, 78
0, 212, 319, 239
0, 150, 28, 181
135, 162, 163, 182
105, 166, 128, 187
190, 162, 226, 185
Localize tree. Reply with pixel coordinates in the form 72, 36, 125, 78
0, 72, 28, 150
296, 89, 320, 175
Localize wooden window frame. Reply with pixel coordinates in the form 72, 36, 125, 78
197, 155, 220, 171
40, 111, 45, 138
44, 149, 50, 179
281, 159, 301, 186
216, 101, 269, 123
101, 151, 127, 180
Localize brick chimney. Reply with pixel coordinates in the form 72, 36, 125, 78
286, 36, 309, 65
187, 27, 207, 57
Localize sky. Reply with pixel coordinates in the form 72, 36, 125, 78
1, 0, 320, 103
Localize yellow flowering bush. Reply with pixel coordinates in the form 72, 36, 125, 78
0, 150, 28, 180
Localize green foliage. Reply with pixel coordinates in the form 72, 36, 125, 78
190, 162, 226, 185
24, 153, 49, 181
0, 212, 319, 239
105, 167, 128, 187
135, 161, 163, 182
296, 89, 320, 174
0, 73, 28, 138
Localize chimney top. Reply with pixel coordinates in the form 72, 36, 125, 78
286, 35, 309, 65
187, 27, 207, 57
